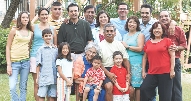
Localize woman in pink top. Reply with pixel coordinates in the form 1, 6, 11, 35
140, 21, 175, 101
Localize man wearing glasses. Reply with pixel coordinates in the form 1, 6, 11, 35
110, 2, 129, 38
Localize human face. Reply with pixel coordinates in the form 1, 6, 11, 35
153, 24, 163, 38
141, 7, 151, 24
104, 26, 116, 43
117, 5, 128, 19
159, 11, 171, 25
84, 8, 95, 24
39, 10, 49, 23
21, 13, 29, 26
92, 59, 101, 70
42, 34, 52, 45
113, 54, 123, 67
62, 45, 69, 57
86, 47, 97, 61
68, 6, 79, 20
99, 13, 109, 26
51, 6, 62, 19
128, 19, 138, 31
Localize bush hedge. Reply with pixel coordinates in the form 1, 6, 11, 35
0, 26, 9, 73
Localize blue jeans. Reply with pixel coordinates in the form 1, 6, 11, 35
9, 60, 30, 101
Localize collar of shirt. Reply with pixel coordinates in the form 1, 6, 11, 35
48, 15, 62, 22
68, 19, 82, 25
140, 18, 156, 26
42, 43, 56, 48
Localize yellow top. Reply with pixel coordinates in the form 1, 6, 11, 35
10, 30, 32, 62
48, 15, 63, 33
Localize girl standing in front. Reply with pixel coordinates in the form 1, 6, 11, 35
6, 11, 33, 101
56, 42, 74, 101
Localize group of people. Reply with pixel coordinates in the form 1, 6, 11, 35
6, 1, 187, 101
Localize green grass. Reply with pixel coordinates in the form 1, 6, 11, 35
0, 73, 191, 101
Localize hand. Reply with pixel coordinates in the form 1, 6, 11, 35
169, 44, 176, 51
123, 87, 129, 92
63, 18, 69, 24
108, 72, 116, 83
121, 41, 128, 48
7, 65, 12, 76
142, 71, 146, 79
126, 74, 131, 83
170, 70, 175, 79
96, 86, 101, 90
66, 79, 73, 87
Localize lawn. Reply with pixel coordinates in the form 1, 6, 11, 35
0, 73, 191, 101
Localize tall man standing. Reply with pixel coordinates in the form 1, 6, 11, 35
58, 3, 93, 60
110, 2, 129, 37
48, 1, 63, 33
159, 10, 187, 101
83, 5, 96, 29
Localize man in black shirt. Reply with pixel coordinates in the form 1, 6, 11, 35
58, 3, 93, 60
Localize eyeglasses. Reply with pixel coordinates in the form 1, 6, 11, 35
54, 8, 61, 10
106, 30, 114, 33
118, 8, 128, 11
88, 50, 97, 55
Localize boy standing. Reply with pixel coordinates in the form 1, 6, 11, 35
83, 55, 106, 101
36, 28, 58, 101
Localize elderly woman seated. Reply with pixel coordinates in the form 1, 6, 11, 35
73, 42, 105, 101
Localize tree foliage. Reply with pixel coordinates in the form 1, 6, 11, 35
1, 0, 20, 28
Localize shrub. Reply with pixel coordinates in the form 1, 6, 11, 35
0, 26, 9, 73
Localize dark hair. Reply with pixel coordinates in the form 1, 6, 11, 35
141, 4, 152, 13
84, 5, 96, 13
149, 21, 168, 39
96, 10, 110, 27
16, 11, 33, 32
67, 3, 79, 12
57, 42, 72, 61
38, 7, 49, 16
125, 16, 141, 32
42, 28, 52, 36
113, 51, 123, 59
117, 2, 129, 10
90, 54, 102, 63
52, 1, 62, 6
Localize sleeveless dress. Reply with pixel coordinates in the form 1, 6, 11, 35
123, 32, 143, 87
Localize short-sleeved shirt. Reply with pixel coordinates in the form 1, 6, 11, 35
144, 38, 172, 74
85, 67, 105, 85
139, 18, 156, 42
110, 18, 127, 38
36, 44, 58, 86
58, 19, 93, 52
30, 24, 54, 57
99, 40, 129, 67
92, 27, 122, 44
56, 58, 73, 77
110, 65, 129, 95
167, 26, 187, 58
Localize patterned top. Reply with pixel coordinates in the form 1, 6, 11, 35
36, 44, 58, 86
10, 30, 32, 62
48, 15, 63, 33
85, 67, 105, 85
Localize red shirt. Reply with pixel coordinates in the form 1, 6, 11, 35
85, 67, 105, 85
99, 34, 105, 42
144, 38, 172, 74
110, 65, 129, 95
167, 26, 187, 58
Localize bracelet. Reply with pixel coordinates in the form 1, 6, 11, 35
126, 45, 129, 50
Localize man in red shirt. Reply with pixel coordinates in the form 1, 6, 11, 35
159, 10, 187, 101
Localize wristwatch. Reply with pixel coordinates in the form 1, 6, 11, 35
126, 45, 129, 50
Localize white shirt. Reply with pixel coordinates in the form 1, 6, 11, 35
56, 58, 73, 77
